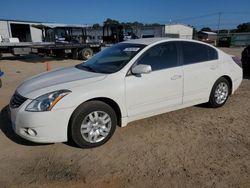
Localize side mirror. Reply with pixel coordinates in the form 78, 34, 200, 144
131, 64, 152, 75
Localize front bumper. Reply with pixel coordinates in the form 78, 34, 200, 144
9, 99, 74, 143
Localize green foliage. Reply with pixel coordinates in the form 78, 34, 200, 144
236, 22, 250, 33
92, 23, 101, 29
192, 26, 197, 36
103, 18, 161, 27
103, 18, 120, 25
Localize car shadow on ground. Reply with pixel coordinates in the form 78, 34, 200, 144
0, 54, 75, 63
243, 73, 250, 80
0, 105, 52, 146
194, 104, 209, 108
63, 140, 81, 149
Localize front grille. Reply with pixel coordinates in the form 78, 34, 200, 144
10, 92, 27, 108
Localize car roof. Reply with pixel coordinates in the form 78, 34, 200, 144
122, 37, 218, 49
122, 37, 196, 45
122, 37, 170, 45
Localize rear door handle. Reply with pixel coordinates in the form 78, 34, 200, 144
171, 75, 182, 80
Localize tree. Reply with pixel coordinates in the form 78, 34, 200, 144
201, 27, 212, 32
103, 18, 120, 25
121, 21, 144, 27
144, 23, 161, 27
191, 26, 197, 38
92, 23, 101, 29
236, 22, 250, 33
131, 21, 144, 27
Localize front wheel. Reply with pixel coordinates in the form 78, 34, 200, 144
70, 101, 117, 148
208, 77, 230, 108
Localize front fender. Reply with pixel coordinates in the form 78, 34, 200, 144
52, 74, 128, 118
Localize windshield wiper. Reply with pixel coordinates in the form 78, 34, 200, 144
81, 64, 97, 72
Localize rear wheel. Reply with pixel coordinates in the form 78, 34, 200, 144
79, 48, 93, 60
208, 77, 230, 108
70, 101, 117, 148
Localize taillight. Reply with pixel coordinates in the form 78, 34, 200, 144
232, 56, 242, 68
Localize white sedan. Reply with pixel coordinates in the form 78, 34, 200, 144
9, 38, 242, 148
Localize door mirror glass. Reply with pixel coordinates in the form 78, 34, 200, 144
131, 64, 152, 75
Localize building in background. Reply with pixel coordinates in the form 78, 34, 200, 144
137, 25, 165, 38
230, 32, 250, 46
0, 19, 43, 42
132, 23, 194, 39
164, 23, 193, 39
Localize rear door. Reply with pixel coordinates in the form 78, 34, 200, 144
179, 41, 221, 104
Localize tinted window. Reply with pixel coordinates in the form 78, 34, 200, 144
181, 42, 218, 65
208, 46, 218, 60
137, 42, 178, 71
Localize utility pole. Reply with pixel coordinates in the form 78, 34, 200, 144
217, 12, 221, 35
216, 12, 222, 46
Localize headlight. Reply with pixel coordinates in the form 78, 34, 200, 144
26, 90, 71, 112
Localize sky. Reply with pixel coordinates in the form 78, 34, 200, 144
1, 0, 250, 30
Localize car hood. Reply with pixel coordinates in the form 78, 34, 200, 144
17, 66, 106, 99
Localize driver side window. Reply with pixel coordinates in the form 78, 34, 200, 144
137, 42, 178, 71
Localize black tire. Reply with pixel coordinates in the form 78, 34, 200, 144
79, 48, 93, 60
208, 77, 230, 108
0, 78, 2, 88
70, 101, 117, 148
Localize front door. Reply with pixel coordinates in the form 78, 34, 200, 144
125, 42, 183, 119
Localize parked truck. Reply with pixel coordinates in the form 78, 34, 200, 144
102, 23, 137, 44
0, 24, 101, 60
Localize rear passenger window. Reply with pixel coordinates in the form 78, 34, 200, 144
181, 42, 218, 65
207, 46, 218, 60
137, 42, 178, 71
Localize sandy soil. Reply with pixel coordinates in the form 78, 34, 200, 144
0, 48, 249, 188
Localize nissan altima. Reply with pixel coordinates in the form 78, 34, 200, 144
9, 38, 242, 148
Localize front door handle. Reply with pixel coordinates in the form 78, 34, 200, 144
171, 75, 182, 80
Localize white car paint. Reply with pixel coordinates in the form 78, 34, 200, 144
125, 66, 183, 119
9, 38, 242, 143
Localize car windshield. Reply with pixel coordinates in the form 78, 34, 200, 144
76, 43, 145, 74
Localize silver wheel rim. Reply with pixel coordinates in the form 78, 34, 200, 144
214, 82, 229, 104
80, 111, 112, 143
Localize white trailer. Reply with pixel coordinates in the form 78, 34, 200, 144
0, 19, 43, 42
165, 23, 193, 39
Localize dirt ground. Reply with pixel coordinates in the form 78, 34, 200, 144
0, 48, 249, 188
